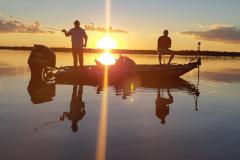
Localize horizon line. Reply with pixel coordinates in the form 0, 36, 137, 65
0, 46, 240, 57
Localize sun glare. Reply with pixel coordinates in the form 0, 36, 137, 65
97, 35, 117, 49
98, 52, 116, 65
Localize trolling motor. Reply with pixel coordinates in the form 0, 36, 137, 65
28, 45, 56, 80
190, 42, 202, 66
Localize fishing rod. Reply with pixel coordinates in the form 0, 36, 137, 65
22, 120, 60, 136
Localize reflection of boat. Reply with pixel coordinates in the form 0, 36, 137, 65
52, 70, 199, 96
28, 45, 201, 82
114, 76, 199, 94
28, 75, 55, 104
54, 75, 199, 103
54, 76, 200, 122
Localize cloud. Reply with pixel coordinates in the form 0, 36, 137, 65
0, 17, 54, 34
181, 24, 240, 43
84, 23, 128, 34
200, 69, 240, 83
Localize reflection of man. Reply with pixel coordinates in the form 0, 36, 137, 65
155, 89, 173, 124
157, 30, 174, 64
122, 84, 131, 99
60, 85, 86, 132
62, 20, 88, 67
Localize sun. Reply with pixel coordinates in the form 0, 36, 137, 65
96, 35, 117, 65
96, 35, 117, 50
98, 52, 116, 65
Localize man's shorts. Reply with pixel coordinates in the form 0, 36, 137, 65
72, 47, 83, 54
158, 49, 171, 54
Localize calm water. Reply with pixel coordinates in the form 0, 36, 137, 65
0, 50, 240, 160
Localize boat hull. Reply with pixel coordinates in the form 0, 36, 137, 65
47, 59, 201, 84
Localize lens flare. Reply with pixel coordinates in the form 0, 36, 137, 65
105, 0, 111, 31
96, 0, 112, 160
96, 66, 108, 160
97, 35, 117, 50
98, 52, 116, 65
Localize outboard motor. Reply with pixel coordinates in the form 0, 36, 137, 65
28, 45, 56, 79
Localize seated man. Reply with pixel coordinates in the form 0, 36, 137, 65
157, 30, 174, 64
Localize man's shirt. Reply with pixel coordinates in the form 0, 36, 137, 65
66, 27, 88, 48
158, 36, 172, 50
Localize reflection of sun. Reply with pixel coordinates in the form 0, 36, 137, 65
97, 35, 117, 49
98, 52, 116, 65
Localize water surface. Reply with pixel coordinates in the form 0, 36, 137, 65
0, 50, 240, 160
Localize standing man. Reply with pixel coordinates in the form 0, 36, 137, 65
157, 30, 174, 64
62, 20, 88, 67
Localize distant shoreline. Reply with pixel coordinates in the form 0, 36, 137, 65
1, 46, 240, 57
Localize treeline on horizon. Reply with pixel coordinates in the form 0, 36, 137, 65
1, 46, 240, 57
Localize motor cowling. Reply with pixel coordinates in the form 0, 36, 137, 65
28, 45, 56, 67
28, 45, 56, 78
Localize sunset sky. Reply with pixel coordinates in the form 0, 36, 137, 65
1, 0, 240, 51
